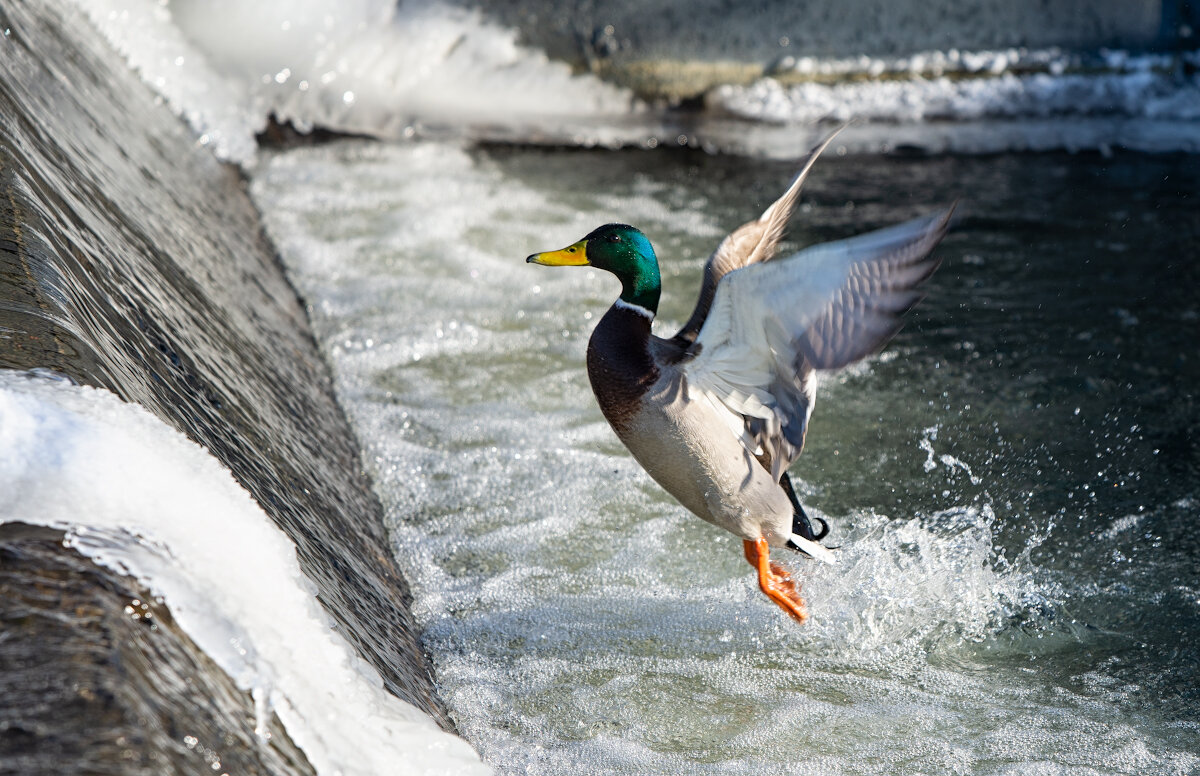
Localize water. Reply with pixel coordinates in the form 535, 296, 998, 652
251, 140, 1200, 773
5, 0, 1199, 772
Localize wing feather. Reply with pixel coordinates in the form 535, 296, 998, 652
672, 125, 847, 346
683, 206, 955, 479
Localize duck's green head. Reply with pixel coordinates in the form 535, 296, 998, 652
526, 223, 661, 314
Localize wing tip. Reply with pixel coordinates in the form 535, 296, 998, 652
934, 200, 958, 235
757, 124, 851, 224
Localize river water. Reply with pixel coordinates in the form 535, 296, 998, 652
252, 140, 1200, 774
3, 0, 1198, 773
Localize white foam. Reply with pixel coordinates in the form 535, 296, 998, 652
70, 0, 636, 164
713, 50, 1200, 126
70, 0, 1200, 163
0, 370, 490, 776
70, 0, 263, 164
66, 0, 1200, 159
173, 0, 636, 132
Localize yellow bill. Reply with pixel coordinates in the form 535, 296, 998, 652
526, 239, 589, 266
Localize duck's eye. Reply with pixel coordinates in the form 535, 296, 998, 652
606, 233, 621, 243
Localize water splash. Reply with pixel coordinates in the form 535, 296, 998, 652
803, 505, 1036, 654
72, 0, 637, 164
920, 425, 983, 484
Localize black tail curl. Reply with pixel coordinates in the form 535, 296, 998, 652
780, 472, 830, 545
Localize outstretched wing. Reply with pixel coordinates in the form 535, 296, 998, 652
682, 206, 955, 480
672, 126, 847, 347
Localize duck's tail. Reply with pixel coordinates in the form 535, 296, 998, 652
781, 471, 838, 564
788, 533, 837, 565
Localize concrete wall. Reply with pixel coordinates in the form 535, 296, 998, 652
480, 0, 1191, 66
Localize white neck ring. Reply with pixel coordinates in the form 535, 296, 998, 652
614, 298, 654, 320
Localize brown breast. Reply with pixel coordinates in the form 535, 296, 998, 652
585, 304, 660, 434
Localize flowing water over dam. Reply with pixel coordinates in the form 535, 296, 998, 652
1, 0, 1198, 773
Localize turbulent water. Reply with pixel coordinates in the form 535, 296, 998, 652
251, 140, 1200, 773
4, 0, 1200, 773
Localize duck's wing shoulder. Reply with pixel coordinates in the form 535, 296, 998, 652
648, 333, 690, 367
681, 206, 955, 479
671, 127, 846, 347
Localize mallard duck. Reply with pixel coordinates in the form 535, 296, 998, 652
527, 130, 953, 622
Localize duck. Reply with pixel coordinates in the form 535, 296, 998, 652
526, 129, 953, 622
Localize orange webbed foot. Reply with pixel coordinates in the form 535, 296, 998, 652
743, 537, 808, 623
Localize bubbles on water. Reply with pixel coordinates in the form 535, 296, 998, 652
412, 494, 1078, 773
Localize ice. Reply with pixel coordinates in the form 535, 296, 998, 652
71, 0, 262, 163
0, 370, 489, 776
173, 0, 636, 132
712, 60, 1200, 126
71, 0, 636, 164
